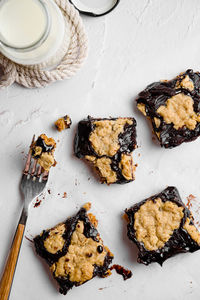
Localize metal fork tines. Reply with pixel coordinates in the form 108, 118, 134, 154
20, 136, 49, 224
0, 135, 50, 300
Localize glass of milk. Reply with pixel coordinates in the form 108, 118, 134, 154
0, 0, 71, 66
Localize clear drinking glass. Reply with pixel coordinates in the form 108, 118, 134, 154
0, 0, 71, 66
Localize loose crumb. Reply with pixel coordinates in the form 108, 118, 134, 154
83, 202, 91, 211
110, 265, 132, 280
122, 213, 129, 222
34, 198, 42, 208
186, 194, 196, 210
55, 115, 72, 132
62, 192, 67, 198
48, 189, 51, 194
25, 236, 33, 243
99, 287, 109, 291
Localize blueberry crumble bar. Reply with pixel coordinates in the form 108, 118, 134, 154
125, 186, 200, 265
74, 116, 137, 184
34, 203, 114, 295
137, 69, 200, 148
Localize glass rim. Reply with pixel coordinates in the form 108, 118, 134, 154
0, 0, 51, 52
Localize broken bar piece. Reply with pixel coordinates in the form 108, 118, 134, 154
55, 115, 72, 132
30, 134, 56, 171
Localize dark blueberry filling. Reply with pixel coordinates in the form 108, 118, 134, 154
110, 264, 132, 280
35, 137, 54, 153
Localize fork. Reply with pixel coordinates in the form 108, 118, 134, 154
0, 135, 49, 300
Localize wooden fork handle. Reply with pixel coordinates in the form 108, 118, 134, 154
0, 223, 25, 300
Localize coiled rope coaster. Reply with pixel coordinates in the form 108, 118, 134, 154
0, 0, 88, 89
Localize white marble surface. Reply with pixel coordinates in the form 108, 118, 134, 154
1, 0, 200, 299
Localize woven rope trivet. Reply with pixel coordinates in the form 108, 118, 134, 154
0, 0, 88, 89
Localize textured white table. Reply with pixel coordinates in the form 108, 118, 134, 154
1, 1, 200, 299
